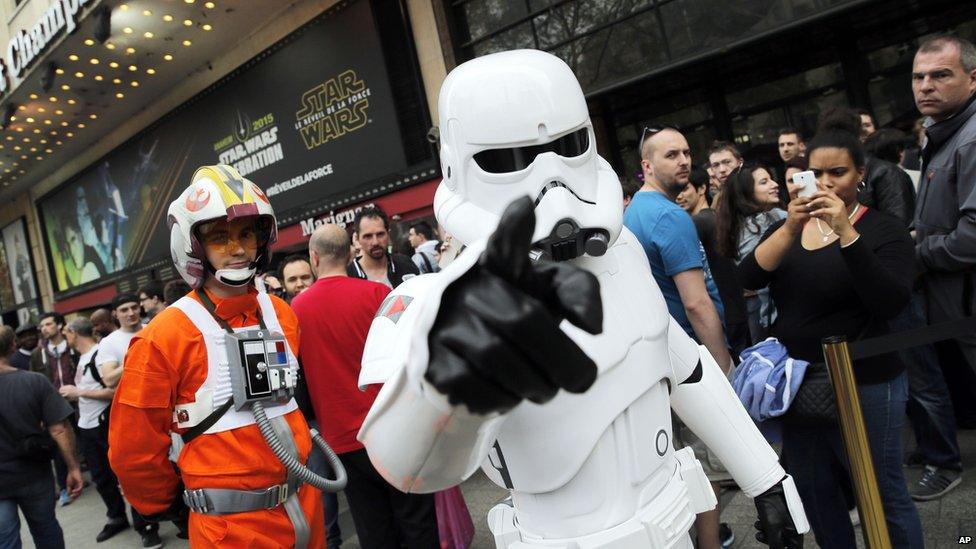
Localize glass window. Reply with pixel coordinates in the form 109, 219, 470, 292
684, 125, 719, 167
533, 0, 653, 49
869, 76, 917, 127
786, 88, 848, 137
550, 8, 667, 93
469, 21, 536, 57
866, 42, 916, 73
726, 63, 844, 113
659, 0, 848, 59
731, 108, 788, 150
455, 0, 532, 45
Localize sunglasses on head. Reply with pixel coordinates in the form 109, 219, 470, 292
637, 125, 676, 158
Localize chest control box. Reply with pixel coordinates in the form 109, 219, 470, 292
225, 329, 296, 411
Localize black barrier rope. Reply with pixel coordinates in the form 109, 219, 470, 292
845, 315, 976, 361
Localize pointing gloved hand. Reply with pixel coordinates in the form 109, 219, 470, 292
424, 196, 603, 415
754, 480, 804, 549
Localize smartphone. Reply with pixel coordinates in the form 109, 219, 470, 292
792, 170, 817, 198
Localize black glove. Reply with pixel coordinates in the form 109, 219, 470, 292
424, 196, 603, 415
754, 481, 803, 549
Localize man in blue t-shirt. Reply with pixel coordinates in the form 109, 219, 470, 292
623, 127, 734, 548
624, 128, 730, 370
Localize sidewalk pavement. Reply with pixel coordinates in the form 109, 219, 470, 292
20, 429, 976, 548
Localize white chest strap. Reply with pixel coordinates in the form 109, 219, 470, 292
171, 293, 298, 433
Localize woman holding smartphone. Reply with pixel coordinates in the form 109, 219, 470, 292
737, 128, 922, 547
715, 163, 786, 343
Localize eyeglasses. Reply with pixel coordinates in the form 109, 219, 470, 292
473, 128, 590, 174
637, 125, 675, 158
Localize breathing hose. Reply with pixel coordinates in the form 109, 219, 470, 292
252, 401, 347, 492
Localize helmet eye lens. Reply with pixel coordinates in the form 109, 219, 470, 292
473, 128, 590, 174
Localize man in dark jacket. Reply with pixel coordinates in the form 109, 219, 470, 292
347, 207, 419, 289
913, 36, 976, 440
860, 157, 916, 229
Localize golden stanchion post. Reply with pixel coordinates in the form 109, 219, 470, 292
821, 335, 891, 548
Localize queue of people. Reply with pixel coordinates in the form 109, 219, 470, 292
620, 34, 975, 549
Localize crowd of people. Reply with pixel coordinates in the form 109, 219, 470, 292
1, 33, 975, 549
621, 34, 975, 548
0, 202, 462, 548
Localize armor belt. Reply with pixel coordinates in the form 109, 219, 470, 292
182, 477, 302, 515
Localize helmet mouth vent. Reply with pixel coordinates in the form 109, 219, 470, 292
535, 181, 596, 206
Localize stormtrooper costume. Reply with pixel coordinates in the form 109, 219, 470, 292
357, 50, 809, 548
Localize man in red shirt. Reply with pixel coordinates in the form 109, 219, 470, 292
292, 224, 438, 548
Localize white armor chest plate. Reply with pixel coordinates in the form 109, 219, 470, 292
481, 231, 679, 537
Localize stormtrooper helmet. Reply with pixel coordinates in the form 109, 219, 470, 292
433, 49, 623, 261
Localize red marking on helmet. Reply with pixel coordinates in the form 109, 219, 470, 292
226, 203, 259, 220
185, 187, 211, 212
251, 183, 270, 204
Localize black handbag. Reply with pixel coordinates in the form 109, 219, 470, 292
784, 322, 873, 427
785, 361, 837, 426
0, 410, 58, 461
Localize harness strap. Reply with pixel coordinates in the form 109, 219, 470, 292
180, 399, 233, 445
182, 477, 302, 515
270, 416, 310, 549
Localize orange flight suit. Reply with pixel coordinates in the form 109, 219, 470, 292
108, 287, 324, 547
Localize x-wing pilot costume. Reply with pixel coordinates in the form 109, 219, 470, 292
109, 165, 344, 548
357, 50, 810, 548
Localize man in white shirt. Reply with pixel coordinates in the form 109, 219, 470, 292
90, 293, 163, 547
59, 317, 152, 543
99, 294, 143, 389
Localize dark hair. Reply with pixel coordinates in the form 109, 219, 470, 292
715, 163, 776, 260
620, 176, 641, 201
353, 206, 389, 234
817, 106, 861, 137
279, 254, 312, 277
778, 127, 803, 141
864, 128, 911, 164
688, 168, 711, 206
853, 108, 875, 123
785, 156, 808, 172
918, 35, 976, 72
688, 167, 709, 191
807, 131, 866, 169
163, 280, 191, 305
0, 325, 13, 356
138, 281, 164, 301
708, 140, 742, 160
112, 293, 140, 310
410, 221, 435, 241
39, 311, 65, 327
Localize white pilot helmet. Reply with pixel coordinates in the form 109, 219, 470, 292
433, 49, 623, 260
167, 164, 277, 288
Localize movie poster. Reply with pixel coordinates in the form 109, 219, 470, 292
0, 237, 15, 310
1, 219, 38, 305
39, 0, 409, 293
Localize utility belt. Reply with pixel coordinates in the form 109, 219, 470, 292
183, 477, 302, 515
